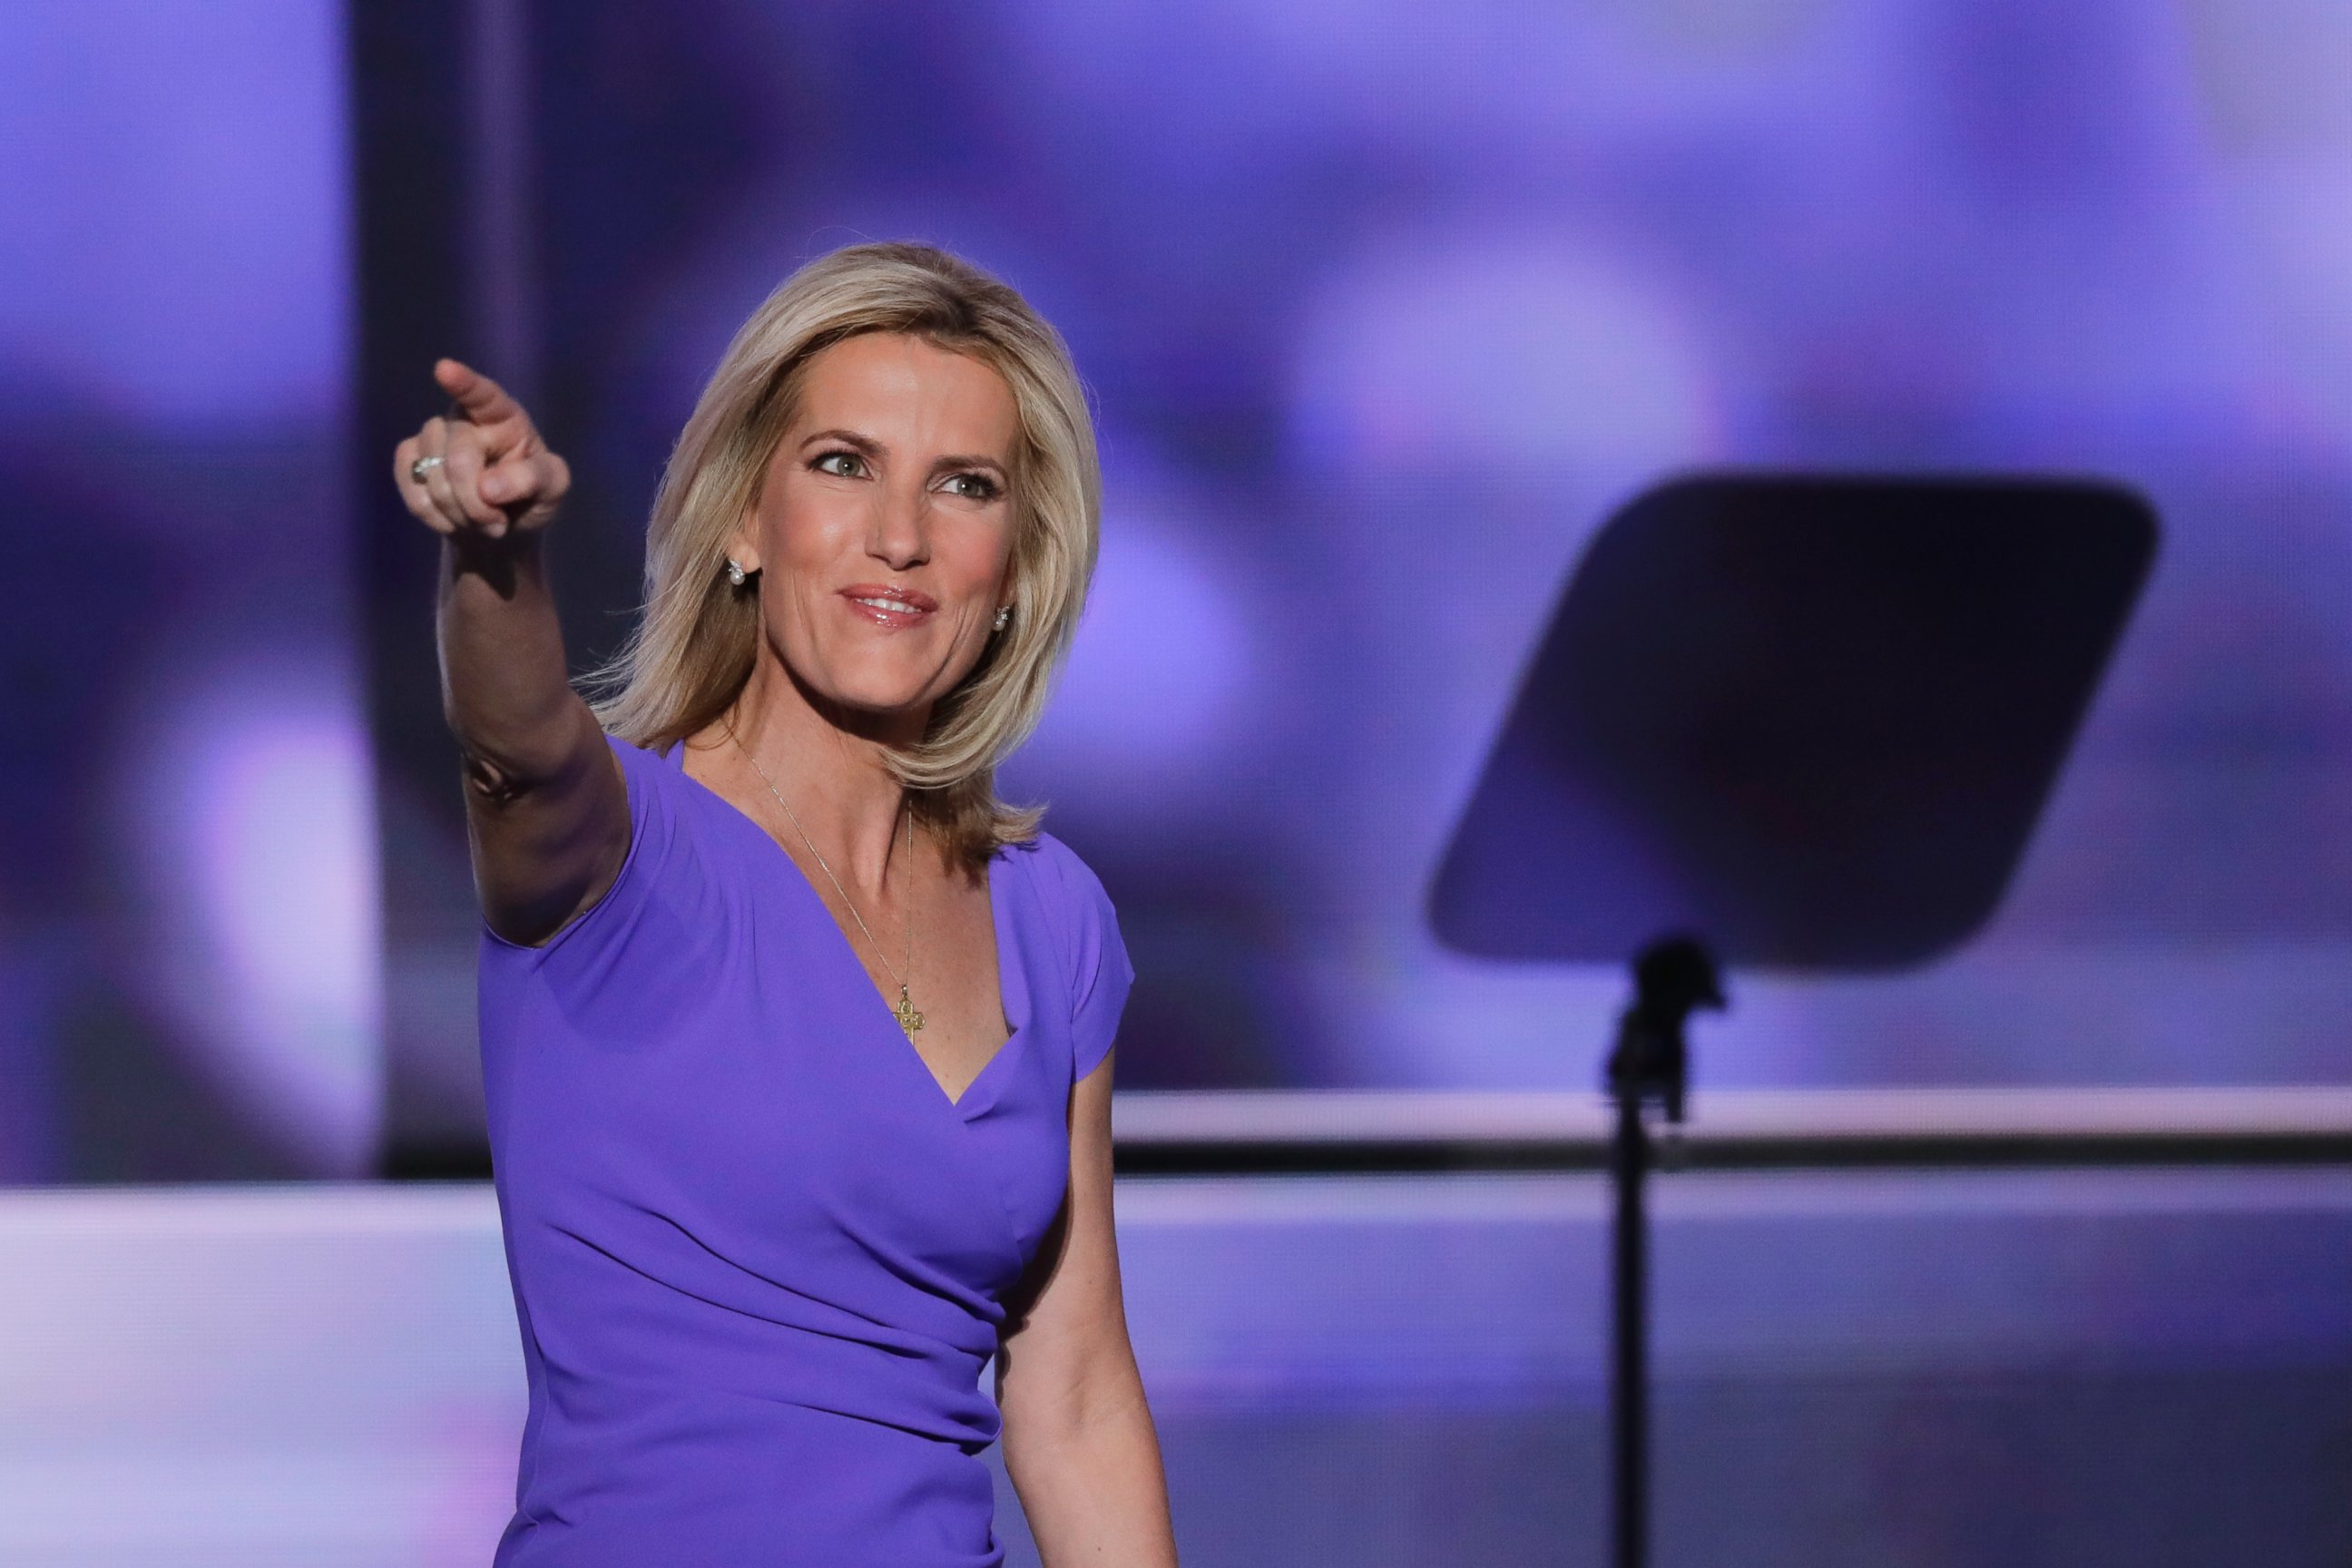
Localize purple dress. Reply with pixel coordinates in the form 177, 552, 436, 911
476, 731, 1134, 1566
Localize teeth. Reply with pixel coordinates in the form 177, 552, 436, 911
853, 596, 920, 614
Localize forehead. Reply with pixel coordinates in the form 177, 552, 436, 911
789, 332, 1018, 453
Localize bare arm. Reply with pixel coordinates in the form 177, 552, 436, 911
996, 1049, 1181, 1566
393, 358, 625, 948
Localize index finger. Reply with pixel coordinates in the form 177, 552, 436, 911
434, 358, 524, 426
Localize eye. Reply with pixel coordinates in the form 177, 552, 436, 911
813, 449, 867, 478
942, 471, 1002, 502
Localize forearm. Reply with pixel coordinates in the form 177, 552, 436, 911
1004, 1372, 1180, 1567
436, 529, 586, 786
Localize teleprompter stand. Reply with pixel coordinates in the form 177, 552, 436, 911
1604, 936, 1724, 1568
1430, 474, 2158, 1568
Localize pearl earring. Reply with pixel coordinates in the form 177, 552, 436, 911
725, 558, 747, 587
992, 605, 1011, 632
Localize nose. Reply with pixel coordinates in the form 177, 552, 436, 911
866, 474, 930, 569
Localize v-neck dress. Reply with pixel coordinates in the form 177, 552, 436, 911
475, 731, 1135, 1567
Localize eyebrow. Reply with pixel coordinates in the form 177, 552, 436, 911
800, 428, 885, 457
799, 428, 1009, 480
931, 452, 1009, 480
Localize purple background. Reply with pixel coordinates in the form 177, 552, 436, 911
0, 1, 372, 1181
4, 2, 2347, 1178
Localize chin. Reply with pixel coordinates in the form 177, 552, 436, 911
812, 665, 947, 719
789, 635, 981, 720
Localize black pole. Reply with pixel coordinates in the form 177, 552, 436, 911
1602, 935, 1725, 1568
1611, 1090, 1650, 1568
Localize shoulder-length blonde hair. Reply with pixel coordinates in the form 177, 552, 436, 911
578, 241, 1101, 873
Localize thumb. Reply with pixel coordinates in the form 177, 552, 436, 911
481, 450, 570, 513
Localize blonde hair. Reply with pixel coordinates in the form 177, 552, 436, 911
578, 241, 1101, 873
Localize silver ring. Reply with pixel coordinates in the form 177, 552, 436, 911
409, 454, 445, 484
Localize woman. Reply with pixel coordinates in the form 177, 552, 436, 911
392, 242, 1181, 1566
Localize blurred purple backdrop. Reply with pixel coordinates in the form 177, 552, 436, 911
5, 0, 2350, 1178
0, 1, 372, 1181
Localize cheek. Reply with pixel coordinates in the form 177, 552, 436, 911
764, 489, 858, 572
961, 515, 1020, 590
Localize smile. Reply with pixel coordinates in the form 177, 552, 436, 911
838, 584, 938, 628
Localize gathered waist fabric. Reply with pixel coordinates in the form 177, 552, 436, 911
494, 1383, 1004, 1568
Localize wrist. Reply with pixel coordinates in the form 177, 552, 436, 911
444, 524, 547, 596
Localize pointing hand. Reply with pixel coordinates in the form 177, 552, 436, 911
392, 359, 572, 540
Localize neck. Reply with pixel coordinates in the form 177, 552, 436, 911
713, 656, 931, 899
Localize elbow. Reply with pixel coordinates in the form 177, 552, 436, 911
446, 701, 601, 807
459, 745, 534, 808
1001, 1344, 1154, 1455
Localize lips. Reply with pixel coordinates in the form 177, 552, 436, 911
838, 583, 938, 629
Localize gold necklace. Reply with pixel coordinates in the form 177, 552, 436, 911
722, 720, 923, 1040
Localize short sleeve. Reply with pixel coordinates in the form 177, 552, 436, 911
1034, 834, 1136, 1083
480, 731, 684, 969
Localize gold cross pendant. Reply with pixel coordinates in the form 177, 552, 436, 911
894, 984, 925, 1040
